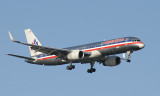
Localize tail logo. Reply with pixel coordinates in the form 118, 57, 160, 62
32, 39, 38, 45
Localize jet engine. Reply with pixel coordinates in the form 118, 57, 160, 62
67, 50, 84, 60
103, 56, 121, 66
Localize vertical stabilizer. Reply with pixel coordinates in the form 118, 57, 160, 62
25, 29, 43, 57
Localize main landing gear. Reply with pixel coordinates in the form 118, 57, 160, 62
123, 51, 133, 63
87, 61, 96, 73
66, 62, 75, 70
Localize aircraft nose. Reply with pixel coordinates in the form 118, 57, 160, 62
138, 42, 145, 49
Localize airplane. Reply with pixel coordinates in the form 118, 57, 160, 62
7, 29, 145, 73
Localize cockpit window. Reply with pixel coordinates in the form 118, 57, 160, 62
133, 40, 141, 42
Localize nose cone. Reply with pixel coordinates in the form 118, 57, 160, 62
138, 43, 145, 49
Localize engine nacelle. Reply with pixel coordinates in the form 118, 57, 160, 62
67, 50, 84, 60
103, 56, 121, 66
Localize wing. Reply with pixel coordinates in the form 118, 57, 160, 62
8, 32, 71, 57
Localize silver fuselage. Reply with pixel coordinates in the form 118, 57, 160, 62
27, 37, 145, 65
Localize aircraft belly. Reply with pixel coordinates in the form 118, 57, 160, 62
35, 58, 68, 65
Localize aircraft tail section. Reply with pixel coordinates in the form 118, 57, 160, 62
25, 29, 43, 57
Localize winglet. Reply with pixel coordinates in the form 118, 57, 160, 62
8, 31, 15, 41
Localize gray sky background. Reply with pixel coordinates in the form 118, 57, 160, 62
0, 0, 160, 96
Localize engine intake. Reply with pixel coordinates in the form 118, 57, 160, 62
103, 56, 121, 66
67, 50, 84, 60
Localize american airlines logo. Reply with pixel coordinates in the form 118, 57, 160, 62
104, 38, 125, 44
32, 39, 38, 45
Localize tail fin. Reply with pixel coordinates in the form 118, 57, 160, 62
25, 29, 43, 57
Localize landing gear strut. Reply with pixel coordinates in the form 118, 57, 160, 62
87, 61, 96, 73
66, 62, 75, 70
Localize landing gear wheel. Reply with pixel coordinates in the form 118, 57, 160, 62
91, 68, 96, 72
66, 66, 71, 70
72, 65, 75, 69
126, 59, 131, 62
87, 69, 92, 73
66, 65, 75, 70
87, 68, 96, 73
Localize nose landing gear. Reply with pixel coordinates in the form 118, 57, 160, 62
123, 51, 133, 63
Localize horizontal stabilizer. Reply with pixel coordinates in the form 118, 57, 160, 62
7, 54, 35, 60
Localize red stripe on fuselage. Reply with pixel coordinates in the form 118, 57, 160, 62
38, 42, 143, 60
38, 55, 58, 60
84, 42, 143, 52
